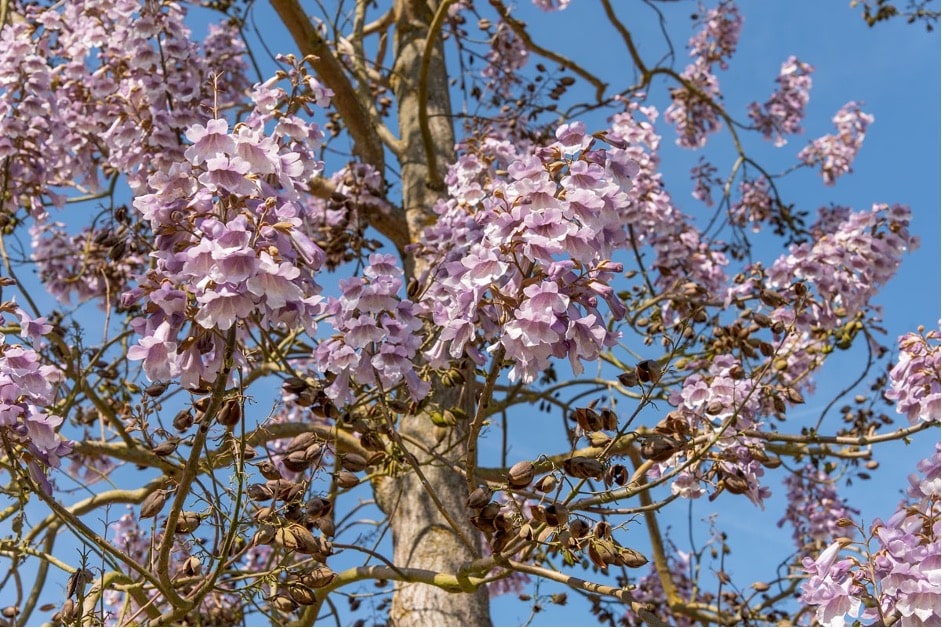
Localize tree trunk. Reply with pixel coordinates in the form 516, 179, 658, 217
373, 1, 493, 626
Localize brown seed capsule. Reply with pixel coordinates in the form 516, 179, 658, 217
593, 520, 612, 539
282, 377, 310, 395
605, 464, 629, 487
174, 511, 201, 534
300, 566, 336, 589
636, 360, 662, 384
723, 473, 750, 495
305, 497, 332, 519
247, 483, 275, 502
588, 431, 612, 448
270, 593, 298, 613
569, 518, 590, 539
257, 460, 281, 481
640, 434, 682, 462
140, 489, 170, 519
282, 450, 310, 473
340, 453, 369, 472
152, 439, 179, 457
573, 407, 603, 432
543, 503, 569, 527
759, 288, 786, 307
335, 471, 359, 489
588, 538, 618, 569
752, 581, 770, 592
287, 432, 320, 453
173, 409, 194, 432
507, 460, 535, 489
617, 371, 639, 387
563, 456, 604, 480
535, 474, 558, 493
466, 486, 493, 510
179, 555, 201, 577
287, 582, 317, 606
217, 398, 242, 428
617, 546, 649, 568
144, 381, 169, 397
304, 442, 324, 462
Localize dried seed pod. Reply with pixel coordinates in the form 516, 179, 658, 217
282, 377, 310, 395
569, 518, 590, 539
605, 464, 629, 487
144, 381, 169, 397
300, 566, 336, 589
287, 432, 320, 453
470, 515, 495, 534
359, 431, 385, 451
588, 538, 618, 569
314, 516, 336, 537
493, 512, 515, 533
535, 474, 558, 493
600, 408, 618, 431
466, 486, 493, 510
335, 471, 359, 489
305, 497, 332, 519
140, 489, 170, 519
174, 511, 201, 534
270, 593, 298, 613
479, 501, 501, 520
640, 434, 683, 462
282, 450, 310, 473
593, 520, 612, 539
617, 546, 649, 568
253, 523, 277, 546
563, 456, 604, 480
617, 370, 639, 387
217, 399, 242, 428
287, 582, 317, 606
759, 288, 786, 307
572, 407, 603, 432
247, 483, 275, 502
705, 401, 725, 415
173, 409, 194, 432
257, 460, 281, 481
543, 503, 569, 527
193, 396, 212, 413
304, 442, 324, 462
53, 599, 76, 624
2, 606, 17, 619
587, 431, 612, 448
723, 473, 750, 495
635, 360, 662, 384
179, 555, 201, 577
340, 453, 369, 472
752, 581, 770, 592
507, 460, 535, 488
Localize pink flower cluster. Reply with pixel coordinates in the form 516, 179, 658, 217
482, 22, 529, 97
799, 102, 874, 185
665, 1, 742, 148
748, 56, 814, 147
800, 444, 940, 626
730, 176, 773, 231
532, 0, 571, 11
314, 254, 428, 404
885, 327, 941, 424
0, 0, 246, 205
779, 465, 858, 551
126, 73, 329, 386
662, 354, 771, 506
607, 103, 729, 321
765, 204, 916, 330
0, 306, 72, 493
418, 120, 639, 383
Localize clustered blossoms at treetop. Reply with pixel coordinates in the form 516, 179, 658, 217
0, 0, 937, 626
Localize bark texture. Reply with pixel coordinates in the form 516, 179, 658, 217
372, 1, 493, 626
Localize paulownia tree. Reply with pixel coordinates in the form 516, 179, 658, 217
0, 0, 938, 626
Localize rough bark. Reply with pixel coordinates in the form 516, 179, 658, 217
372, 1, 493, 626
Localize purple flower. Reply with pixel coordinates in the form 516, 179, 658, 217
128, 320, 180, 381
